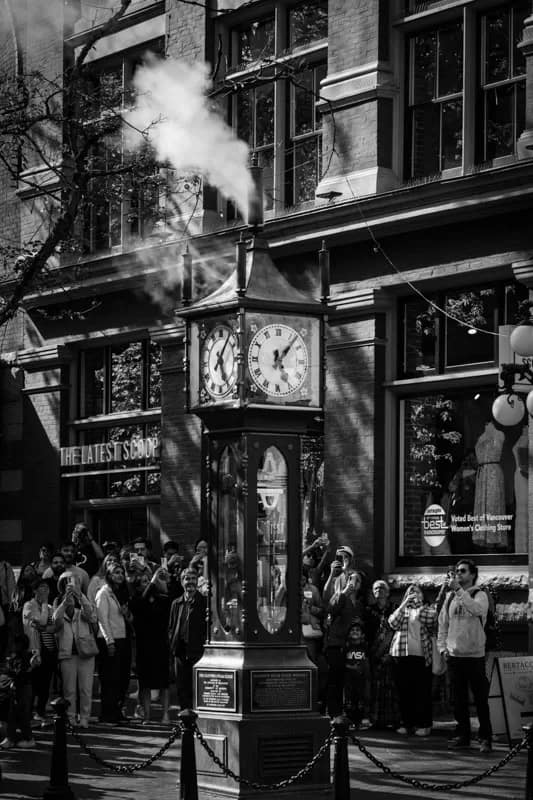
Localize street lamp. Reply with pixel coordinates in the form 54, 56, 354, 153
492, 329, 533, 428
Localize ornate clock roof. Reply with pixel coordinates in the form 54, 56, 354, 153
181, 233, 322, 316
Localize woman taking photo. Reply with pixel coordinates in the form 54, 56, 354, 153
53, 575, 97, 728
129, 567, 171, 724
365, 580, 400, 730
95, 563, 131, 724
22, 579, 58, 723
388, 583, 437, 737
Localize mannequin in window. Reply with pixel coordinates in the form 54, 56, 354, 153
472, 420, 506, 548
512, 425, 528, 553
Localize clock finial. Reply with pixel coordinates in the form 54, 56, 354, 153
236, 231, 247, 297
319, 240, 330, 304
248, 153, 264, 233
181, 243, 192, 307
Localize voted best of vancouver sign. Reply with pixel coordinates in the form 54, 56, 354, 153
60, 436, 160, 467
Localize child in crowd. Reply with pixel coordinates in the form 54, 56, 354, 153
0, 633, 41, 749
344, 622, 372, 729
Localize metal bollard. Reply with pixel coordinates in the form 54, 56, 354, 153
524, 724, 533, 800
179, 709, 199, 800
42, 698, 75, 800
332, 714, 351, 800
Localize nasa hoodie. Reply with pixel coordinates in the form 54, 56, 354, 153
437, 587, 488, 658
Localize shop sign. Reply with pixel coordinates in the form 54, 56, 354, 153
449, 511, 513, 538
60, 436, 160, 467
421, 504, 448, 548
489, 656, 533, 742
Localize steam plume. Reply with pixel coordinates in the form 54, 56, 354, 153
126, 57, 252, 218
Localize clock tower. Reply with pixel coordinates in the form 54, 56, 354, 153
177, 203, 331, 798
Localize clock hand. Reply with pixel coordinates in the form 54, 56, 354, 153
280, 335, 298, 359
215, 333, 232, 372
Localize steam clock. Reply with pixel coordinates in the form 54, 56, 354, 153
177, 218, 331, 798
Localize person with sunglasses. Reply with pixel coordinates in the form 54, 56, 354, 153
437, 559, 492, 753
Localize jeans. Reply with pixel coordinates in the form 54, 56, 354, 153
448, 656, 492, 742
393, 656, 432, 729
7, 683, 33, 741
32, 647, 57, 716
98, 638, 130, 721
174, 653, 201, 710
324, 646, 345, 717
60, 655, 95, 724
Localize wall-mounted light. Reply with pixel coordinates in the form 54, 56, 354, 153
492, 361, 533, 427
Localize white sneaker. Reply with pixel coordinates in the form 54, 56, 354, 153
415, 727, 431, 737
17, 739, 36, 749
396, 727, 410, 735
0, 738, 15, 749
79, 719, 89, 729
359, 718, 373, 730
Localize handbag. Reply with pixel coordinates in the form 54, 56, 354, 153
75, 615, 99, 658
302, 623, 323, 639
431, 636, 446, 676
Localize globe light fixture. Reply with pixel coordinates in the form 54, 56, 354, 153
509, 304, 533, 356
492, 392, 526, 426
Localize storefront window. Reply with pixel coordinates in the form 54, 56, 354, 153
400, 390, 527, 557
256, 446, 288, 634
111, 342, 143, 413
78, 340, 161, 417
74, 423, 161, 500
399, 283, 526, 378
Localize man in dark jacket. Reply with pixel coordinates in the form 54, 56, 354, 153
168, 568, 207, 710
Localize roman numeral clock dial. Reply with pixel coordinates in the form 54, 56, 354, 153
247, 323, 309, 397
200, 324, 238, 400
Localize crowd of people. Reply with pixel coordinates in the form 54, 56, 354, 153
0, 527, 493, 756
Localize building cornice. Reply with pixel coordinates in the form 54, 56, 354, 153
15, 344, 73, 370
11, 161, 533, 308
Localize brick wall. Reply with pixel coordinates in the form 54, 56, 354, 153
324, 315, 386, 575
159, 339, 202, 551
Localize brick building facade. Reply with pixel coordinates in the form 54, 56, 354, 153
1, 0, 532, 650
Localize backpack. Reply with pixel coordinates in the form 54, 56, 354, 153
445, 587, 500, 651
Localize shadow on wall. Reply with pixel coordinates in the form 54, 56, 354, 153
324, 318, 380, 575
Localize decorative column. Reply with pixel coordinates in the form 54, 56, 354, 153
517, 5, 533, 158
512, 258, 533, 653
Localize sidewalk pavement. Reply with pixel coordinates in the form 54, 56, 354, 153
0, 718, 527, 800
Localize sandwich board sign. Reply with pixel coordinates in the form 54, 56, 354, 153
488, 656, 533, 743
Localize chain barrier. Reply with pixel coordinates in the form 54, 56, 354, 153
192, 721, 335, 790
66, 719, 182, 774
65, 713, 528, 792
349, 730, 528, 792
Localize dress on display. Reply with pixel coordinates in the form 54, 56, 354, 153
472, 423, 506, 547
512, 426, 528, 553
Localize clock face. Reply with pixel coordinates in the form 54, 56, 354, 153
201, 324, 238, 399
248, 323, 309, 397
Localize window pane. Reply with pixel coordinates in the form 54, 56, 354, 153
256, 447, 288, 634
238, 18, 275, 66
294, 70, 314, 136
217, 446, 243, 635
513, 3, 529, 76
255, 83, 275, 146
111, 341, 143, 412
291, 137, 321, 204
236, 89, 252, 144
401, 300, 438, 376
437, 23, 463, 97
411, 104, 440, 177
149, 341, 162, 408
258, 147, 275, 210
289, 0, 328, 49
445, 288, 496, 367
315, 63, 327, 128
413, 32, 436, 104
401, 392, 525, 557
485, 84, 514, 158
441, 99, 462, 169
82, 348, 105, 416
485, 10, 510, 84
